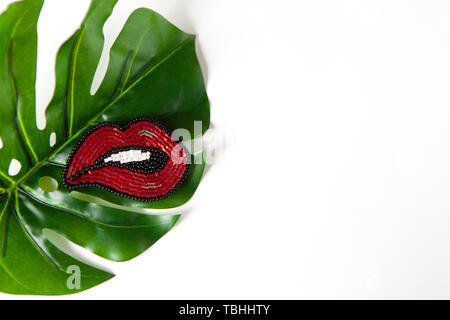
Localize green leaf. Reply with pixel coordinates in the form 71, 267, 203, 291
0, 0, 209, 295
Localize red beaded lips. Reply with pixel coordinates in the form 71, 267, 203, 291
63, 118, 190, 201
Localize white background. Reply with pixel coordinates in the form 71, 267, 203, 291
2, 0, 450, 299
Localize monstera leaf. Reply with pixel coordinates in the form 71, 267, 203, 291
0, 0, 209, 295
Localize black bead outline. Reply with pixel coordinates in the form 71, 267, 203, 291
62, 117, 191, 202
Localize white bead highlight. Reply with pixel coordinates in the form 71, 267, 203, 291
104, 149, 151, 164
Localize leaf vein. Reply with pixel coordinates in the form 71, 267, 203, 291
0, 195, 38, 293
9, 6, 39, 165
11, 191, 61, 270
67, 27, 87, 136
20, 186, 175, 229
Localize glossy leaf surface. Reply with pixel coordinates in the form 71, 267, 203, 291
0, 0, 209, 295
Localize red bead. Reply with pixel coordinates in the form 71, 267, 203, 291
63, 119, 190, 201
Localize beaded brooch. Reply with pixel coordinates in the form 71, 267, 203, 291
63, 118, 190, 201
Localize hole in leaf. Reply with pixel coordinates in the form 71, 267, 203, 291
49, 132, 56, 147
8, 159, 21, 176
39, 176, 58, 192
43, 229, 114, 272
0, 137, 3, 149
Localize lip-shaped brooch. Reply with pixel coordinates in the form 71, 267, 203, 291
63, 118, 190, 201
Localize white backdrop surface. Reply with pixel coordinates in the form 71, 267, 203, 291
1, 0, 450, 299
